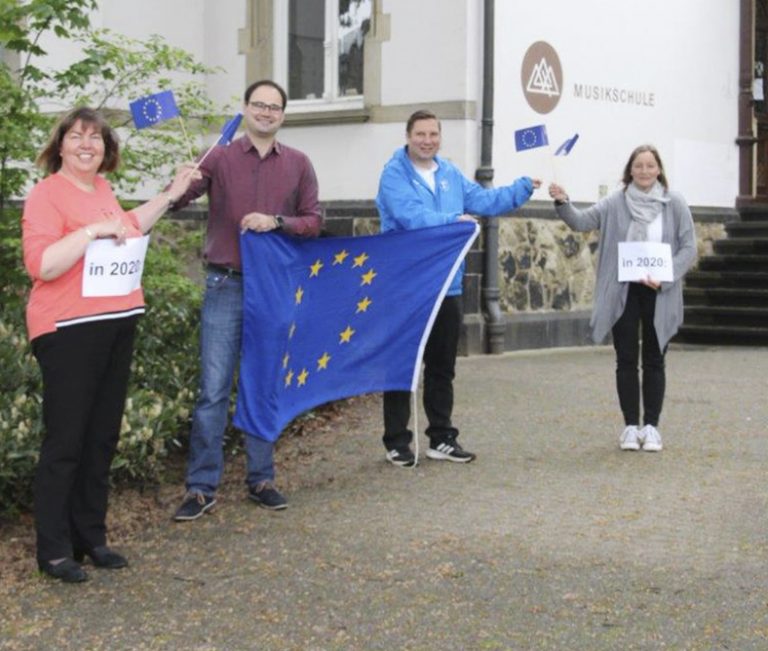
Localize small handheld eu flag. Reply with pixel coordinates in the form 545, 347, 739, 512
514, 124, 549, 152
129, 90, 180, 129
555, 133, 579, 156
219, 113, 243, 145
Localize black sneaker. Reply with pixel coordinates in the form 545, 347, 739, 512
385, 446, 416, 467
173, 491, 216, 521
248, 482, 288, 510
426, 439, 476, 463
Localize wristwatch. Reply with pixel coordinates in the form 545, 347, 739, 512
274, 215, 285, 230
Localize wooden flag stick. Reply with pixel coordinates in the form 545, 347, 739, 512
177, 114, 195, 160
193, 135, 224, 170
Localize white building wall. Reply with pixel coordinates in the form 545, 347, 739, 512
98, 0, 245, 110
35, 0, 244, 113
201, 0, 247, 111
283, 0, 484, 201
495, 0, 740, 207
280, 120, 477, 200
380, 0, 479, 106
29, 0, 740, 207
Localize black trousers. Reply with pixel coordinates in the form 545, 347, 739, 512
32, 316, 137, 562
383, 295, 461, 450
611, 283, 666, 427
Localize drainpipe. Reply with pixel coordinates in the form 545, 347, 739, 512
736, 0, 755, 206
475, 0, 504, 353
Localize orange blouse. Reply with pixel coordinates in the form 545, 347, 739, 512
22, 174, 145, 341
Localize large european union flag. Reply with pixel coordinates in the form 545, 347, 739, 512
233, 221, 479, 442
129, 90, 180, 129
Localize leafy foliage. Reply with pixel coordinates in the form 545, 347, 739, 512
0, 0, 98, 210
0, 215, 203, 515
0, 2, 222, 515
0, 0, 222, 213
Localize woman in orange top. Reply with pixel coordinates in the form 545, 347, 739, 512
22, 106, 199, 583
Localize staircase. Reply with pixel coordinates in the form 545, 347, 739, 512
676, 205, 768, 345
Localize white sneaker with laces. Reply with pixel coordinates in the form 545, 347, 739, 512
640, 425, 663, 452
619, 425, 641, 451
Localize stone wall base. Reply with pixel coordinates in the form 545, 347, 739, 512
461, 310, 594, 355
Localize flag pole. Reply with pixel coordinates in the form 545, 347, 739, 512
412, 389, 420, 468
193, 112, 243, 170
193, 134, 224, 170
177, 115, 195, 160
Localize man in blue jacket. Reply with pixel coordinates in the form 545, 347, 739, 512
376, 109, 541, 467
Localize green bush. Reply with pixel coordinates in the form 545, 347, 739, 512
0, 215, 202, 515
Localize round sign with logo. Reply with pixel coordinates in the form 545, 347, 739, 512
521, 41, 563, 114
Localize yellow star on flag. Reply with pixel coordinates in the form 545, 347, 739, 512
297, 368, 309, 386
295, 286, 304, 304
289, 322, 296, 339
284, 369, 294, 387
361, 269, 377, 286
339, 325, 355, 343
333, 250, 349, 265
282, 353, 290, 368
317, 352, 331, 370
309, 260, 323, 277
356, 296, 372, 313
352, 252, 369, 268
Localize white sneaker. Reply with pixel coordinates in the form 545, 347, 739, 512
619, 425, 641, 451
640, 425, 663, 452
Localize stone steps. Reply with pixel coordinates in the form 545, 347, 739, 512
685, 270, 768, 288
725, 220, 768, 237
675, 324, 768, 346
675, 205, 768, 345
685, 287, 768, 307
713, 237, 768, 254
697, 254, 768, 271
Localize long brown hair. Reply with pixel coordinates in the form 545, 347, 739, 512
621, 144, 668, 190
36, 107, 120, 175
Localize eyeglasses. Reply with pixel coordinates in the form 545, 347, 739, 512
248, 101, 284, 114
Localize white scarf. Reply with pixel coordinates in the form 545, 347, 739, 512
624, 181, 669, 241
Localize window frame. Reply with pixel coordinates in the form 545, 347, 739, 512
272, 0, 367, 114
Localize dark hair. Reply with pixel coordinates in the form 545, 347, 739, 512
244, 79, 288, 109
622, 144, 668, 190
36, 107, 120, 175
406, 109, 441, 135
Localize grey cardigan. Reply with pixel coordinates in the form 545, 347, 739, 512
555, 189, 697, 351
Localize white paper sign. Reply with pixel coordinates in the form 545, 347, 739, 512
617, 241, 673, 283
82, 235, 150, 297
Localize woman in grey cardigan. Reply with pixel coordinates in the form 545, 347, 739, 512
548, 145, 697, 452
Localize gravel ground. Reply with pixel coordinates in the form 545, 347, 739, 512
2, 344, 768, 651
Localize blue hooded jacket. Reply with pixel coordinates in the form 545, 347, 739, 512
376, 146, 535, 295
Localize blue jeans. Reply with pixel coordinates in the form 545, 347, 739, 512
185, 271, 275, 495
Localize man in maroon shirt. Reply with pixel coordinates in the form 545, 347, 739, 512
172, 80, 322, 521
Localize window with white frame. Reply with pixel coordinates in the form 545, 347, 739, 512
273, 0, 372, 109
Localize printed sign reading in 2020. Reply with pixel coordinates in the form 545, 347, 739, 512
82, 235, 150, 297
617, 241, 673, 283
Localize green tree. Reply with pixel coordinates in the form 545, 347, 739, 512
0, 1, 220, 513
0, 0, 96, 215
0, 0, 222, 217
